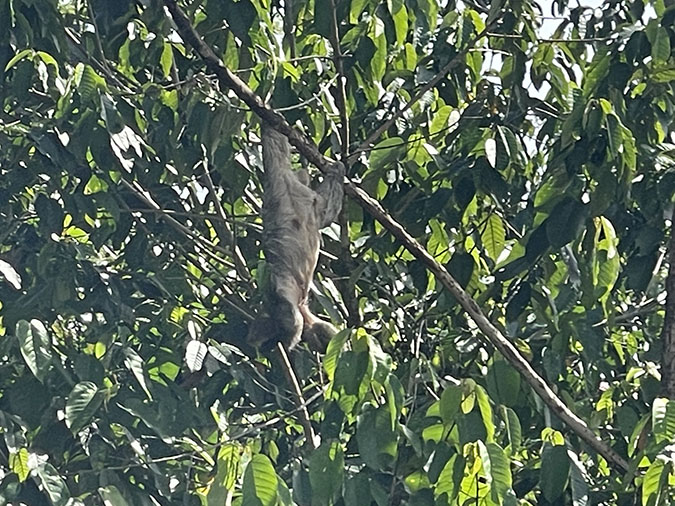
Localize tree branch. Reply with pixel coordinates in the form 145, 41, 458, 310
161, 0, 628, 471
661, 216, 675, 398
328, 0, 360, 328
277, 343, 318, 449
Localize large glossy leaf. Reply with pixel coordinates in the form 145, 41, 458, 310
0, 259, 21, 289
641, 457, 669, 506
539, 444, 570, 502
481, 214, 505, 262
242, 454, 278, 506
651, 398, 675, 444
65, 381, 102, 434
33, 463, 70, 506
16, 319, 52, 382
356, 406, 399, 471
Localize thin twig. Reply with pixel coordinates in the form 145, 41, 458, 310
200, 158, 251, 280
277, 343, 318, 449
119, 178, 240, 275
486, 32, 611, 43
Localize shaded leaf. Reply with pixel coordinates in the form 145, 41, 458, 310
16, 319, 52, 382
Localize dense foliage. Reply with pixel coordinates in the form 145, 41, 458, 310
1, 0, 675, 504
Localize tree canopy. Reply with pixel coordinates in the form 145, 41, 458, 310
1, 0, 675, 504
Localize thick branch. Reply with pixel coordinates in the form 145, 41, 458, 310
161, 0, 628, 471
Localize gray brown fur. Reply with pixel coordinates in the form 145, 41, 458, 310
251, 125, 344, 349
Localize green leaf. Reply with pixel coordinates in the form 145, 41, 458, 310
123, 348, 153, 400
333, 347, 370, 414
356, 406, 399, 470
33, 463, 70, 506
500, 407, 522, 454
644, 457, 670, 506
242, 454, 278, 506
368, 16, 386, 80
309, 441, 344, 505
534, 171, 570, 209
539, 444, 570, 502
219, 0, 257, 43
65, 381, 102, 434
4, 48, 33, 71
35, 51, 58, 70
621, 124, 637, 172
485, 443, 512, 496
651, 397, 675, 444
651, 26, 671, 63
439, 384, 462, 426
83, 174, 107, 195
481, 214, 505, 261
98, 485, 129, 506
9, 448, 29, 482
369, 137, 405, 171
435, 454, 459, 501
416, 0, 438, 30
350, 0, 370, 23
596, 216, 620, 305
277, 480, 293, 506
583, 48, 610, 95
387, 0, 408, 47
208, 443, 241, 503
323, 329, 350, 381
0, 258, 22, 289
545, 198, 587, 249
75, 64, 105, 102
344, 471, 373, 505
475, 385, 495, 442
642, 457, 669, 506
429, 105, 453, 136
160, 42, 173, 78
99, 93, 124, 134
16, 319, 52, 382
486, 359, 521, 406
652, 67, 675, 83
605, 114, 621, 160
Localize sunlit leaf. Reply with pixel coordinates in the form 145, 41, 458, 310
0, 258, 21, 289
242, 454, 278, 506
9, 447, 29, 482
481, 214, 505, 261
33, 463, 70, 506
641, 457, 668, 506
65, 381, 102, 434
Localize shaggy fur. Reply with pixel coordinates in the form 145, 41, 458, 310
250, 126, 344, 349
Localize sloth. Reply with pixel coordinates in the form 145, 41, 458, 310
248, 124, 345, 350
